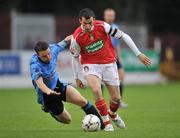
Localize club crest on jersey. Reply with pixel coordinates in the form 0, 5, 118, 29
89, 34, 94, 40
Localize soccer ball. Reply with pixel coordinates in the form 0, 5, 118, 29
81, 114, 101, 132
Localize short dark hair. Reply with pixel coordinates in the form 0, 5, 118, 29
78, 8, 95, 19
34, 41, 49, 54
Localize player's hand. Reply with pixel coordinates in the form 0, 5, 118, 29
76, 78, 86, 89
64, 35, 72, 44
46, 90, 61, 96
138, 53, 152, 67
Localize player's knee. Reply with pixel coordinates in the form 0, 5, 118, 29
90, 86, 101, 96
58, 116, 72, 124
79, 98, 88, 107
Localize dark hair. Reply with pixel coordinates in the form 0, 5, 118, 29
78, 8, 95, 19
34, 41, 49, 54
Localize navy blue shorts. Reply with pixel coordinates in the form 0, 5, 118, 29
43, 80, 67, 115
116, 59, 123, 69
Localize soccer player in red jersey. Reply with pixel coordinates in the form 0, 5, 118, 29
70, 8, 151, 131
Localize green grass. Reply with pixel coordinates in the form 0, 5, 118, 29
0, 82, 180, 138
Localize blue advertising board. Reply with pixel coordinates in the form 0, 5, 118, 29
0, 55, 21, 75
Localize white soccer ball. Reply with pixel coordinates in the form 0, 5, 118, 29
81, 114, 101, 132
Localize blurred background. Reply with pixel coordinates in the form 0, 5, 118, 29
0, 0, 180, 88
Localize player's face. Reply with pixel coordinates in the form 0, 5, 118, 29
79, 17, 94, 32
104, 10, 116, 24
38, 48, 51, 63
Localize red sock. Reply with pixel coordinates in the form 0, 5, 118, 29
110, 101, 119, 112
95, 99, 110, 125
109, 101, 119, 119
95, 99, 108, 116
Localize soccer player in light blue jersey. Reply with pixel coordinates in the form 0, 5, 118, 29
104, 8, 128, 108
29, 35, 104, 129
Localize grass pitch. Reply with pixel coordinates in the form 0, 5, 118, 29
0, 82, 180, 138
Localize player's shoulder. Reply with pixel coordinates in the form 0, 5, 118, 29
94, 20, 105, 26
30, 54, 37, 62
94, 20, 107, 33
30, 54, 39, 67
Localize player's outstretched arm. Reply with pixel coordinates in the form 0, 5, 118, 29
56, 35, 72, 50
103, 22, 152, 67
70, 35, 85, 88
35, 77, 60, 95
120, 33, 152, 66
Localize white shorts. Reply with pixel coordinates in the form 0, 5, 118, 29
82, 62, 119, 86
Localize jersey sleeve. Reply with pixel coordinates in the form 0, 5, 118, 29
30, 62, 42, 81
49, 40, 68, 57
121, 33, 141, 56
57, 39, 68, 50
72, 56, 81, 79
104, 22, 124, 39
111, 24, 120, 47
70, 36, 80, 57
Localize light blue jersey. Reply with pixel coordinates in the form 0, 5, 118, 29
111, 23, 120, 48
29, 40, 68, 105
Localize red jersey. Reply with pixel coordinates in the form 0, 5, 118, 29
72, 20, 116, 64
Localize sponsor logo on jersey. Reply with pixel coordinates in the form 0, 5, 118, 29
85, 40, 104, 53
